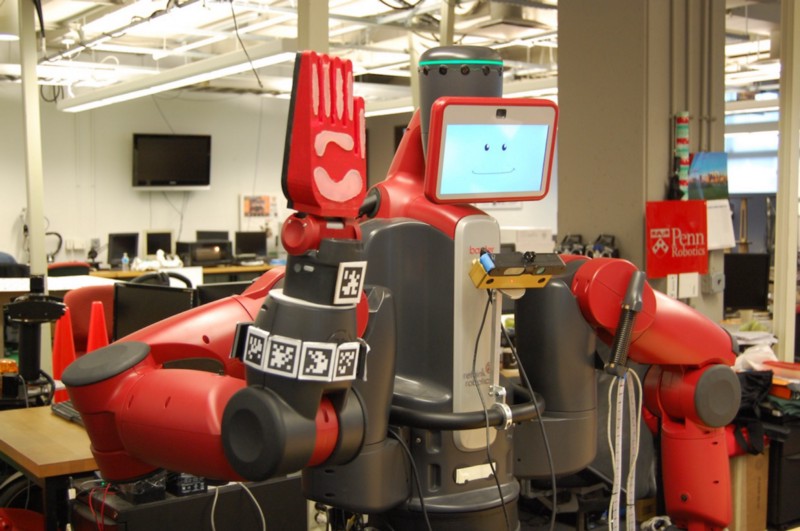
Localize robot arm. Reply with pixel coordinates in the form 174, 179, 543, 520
63, 52, 383, 497
569, 256, 741, 531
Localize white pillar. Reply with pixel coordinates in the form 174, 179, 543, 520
773, 0, 800, 361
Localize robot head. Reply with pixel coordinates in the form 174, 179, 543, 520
423, 97, 558, 205
418, 46, 504, 155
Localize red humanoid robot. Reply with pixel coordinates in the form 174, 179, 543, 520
358, 45, 740, 530
63, 46, 741, 531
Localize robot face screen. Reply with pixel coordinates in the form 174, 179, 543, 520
425, 98, 557, 204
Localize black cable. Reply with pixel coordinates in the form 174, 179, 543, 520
473, 291, 510, 531
228, 0, 263, 89
40, 370, 56, 405
389, 400, 541, 430
15, 374, 29, 408
161, 191, 188, 241
501, 320, 557, 531
39, 85, 62, 103
377, 0, 424, 10
151, 96, 175, 133
387, 429, 432, 531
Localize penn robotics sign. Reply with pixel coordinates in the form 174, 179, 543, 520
650, 228, 707, 259
646, 200, 708, 278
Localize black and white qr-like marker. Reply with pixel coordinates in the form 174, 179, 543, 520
334, 261, 367, 305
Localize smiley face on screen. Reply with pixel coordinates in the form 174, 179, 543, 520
438, 123, 549, 197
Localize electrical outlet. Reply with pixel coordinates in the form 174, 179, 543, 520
678, 272, 700, 299
90, 238, 101, 250
666, 274, 678, 299
65, 239, 74, 251
73, 239, 86, 251
701, 272, 725, 294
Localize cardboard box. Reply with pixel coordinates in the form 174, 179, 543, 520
729, 450, 769, 531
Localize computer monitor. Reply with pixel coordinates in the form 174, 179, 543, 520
424, 97, 558, 204
176, 240, 233, 266
143, 230, 173, 256
234, 231, 268, 258
723, 252, 771, 313
113, 282, 197, 340
197, 230, 229, 241
107, 233, 139, 266
197, 281, 253, 305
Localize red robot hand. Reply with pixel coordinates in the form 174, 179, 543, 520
283, 51, 367, 218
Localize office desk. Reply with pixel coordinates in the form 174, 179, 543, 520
91, 264, 272, 283
0, 406, 96, 531
0, 275, 117, 307
1, 276, 118, 359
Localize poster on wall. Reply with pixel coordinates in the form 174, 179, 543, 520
687, 152, 729, 200
645, 200, 708, 278
239, 194, 278, 231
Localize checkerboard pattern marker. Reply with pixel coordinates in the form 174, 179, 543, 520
334, 261, 367, 305
333, 342, 360, 381
243, 327, 270, 370
299, 342, 337, 381
264, 335, 302, 378
241, 328, 365, 383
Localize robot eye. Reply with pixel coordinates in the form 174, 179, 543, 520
484, 144, 490, 151
502, 144, 507, 151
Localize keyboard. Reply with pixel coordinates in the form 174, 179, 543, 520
51, 400, 85, 427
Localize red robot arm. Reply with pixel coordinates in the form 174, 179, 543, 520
61, 267, 331, 482
64, 51, 375, 490
281, 50, 366, 255
569, 256, 741, 531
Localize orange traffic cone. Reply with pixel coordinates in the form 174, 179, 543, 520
86, 300, 110, 353
52, 307, 76, 403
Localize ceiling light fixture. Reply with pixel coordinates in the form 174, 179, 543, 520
503, 76, 558, 98
57, 38, 296, 113
0, 0, 19, 41
364, 97, 414, 117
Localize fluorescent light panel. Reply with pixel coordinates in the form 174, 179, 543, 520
57, 38, 296, 112
0, 0, 19, 41
364, 96, 413, 117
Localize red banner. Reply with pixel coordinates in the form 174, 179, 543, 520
645, 200, 708, 278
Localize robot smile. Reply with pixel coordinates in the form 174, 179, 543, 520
471, 168, 515, 175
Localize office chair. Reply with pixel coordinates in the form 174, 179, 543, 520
47, 261, 92, 277
130, 271, 193, 288
0, 253, 28, 278
62, 284, 115, 356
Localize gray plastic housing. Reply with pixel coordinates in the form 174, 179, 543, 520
512, 261, 599, 479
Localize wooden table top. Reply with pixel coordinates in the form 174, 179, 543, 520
90, 263, 272, 279
0, 406, 96, 480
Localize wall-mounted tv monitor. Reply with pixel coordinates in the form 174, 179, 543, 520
143, 230, 173, 256
234, 231, 268, 258
108, 232, 139, 266
132, 134, 211, 191
424, 97, 558, 204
